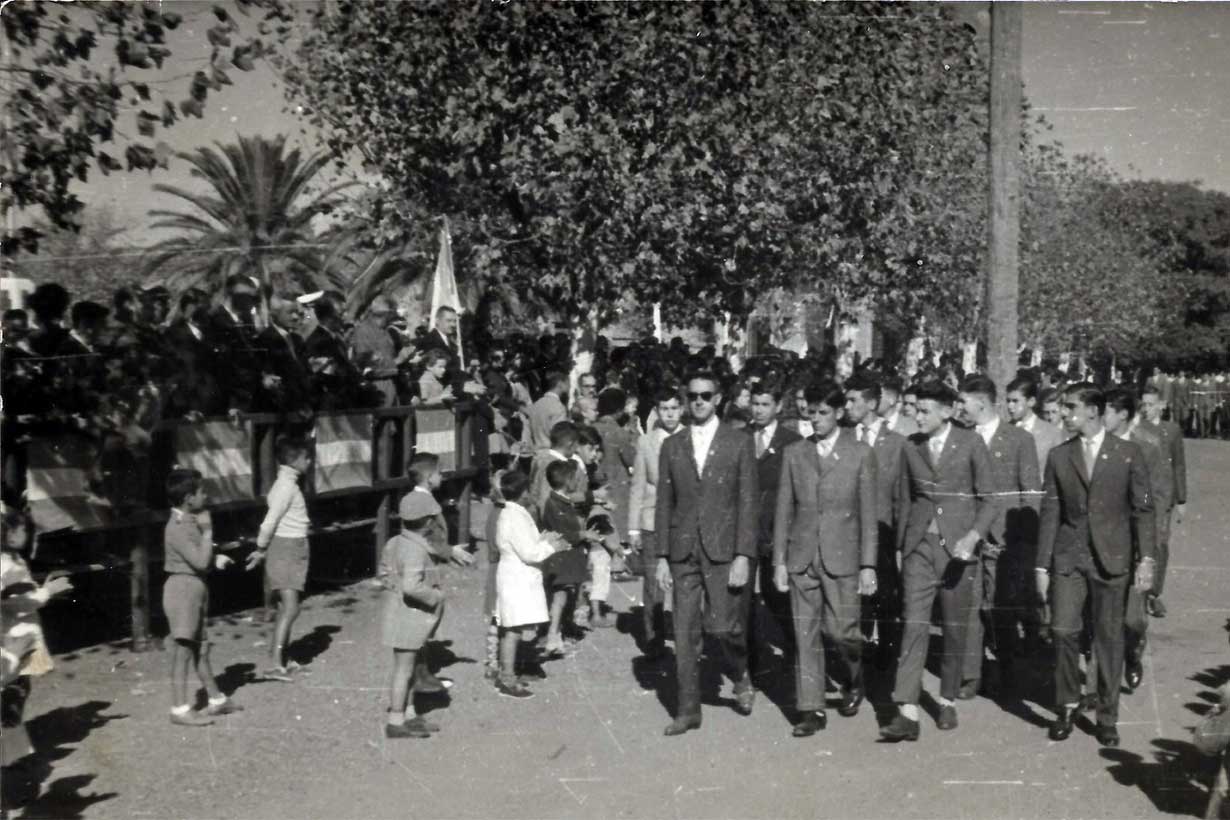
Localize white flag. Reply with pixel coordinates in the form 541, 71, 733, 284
428, 223, 464, 367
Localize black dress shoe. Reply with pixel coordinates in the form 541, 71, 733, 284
1048, 708, 1076, 741
936, 705, 959, 730
879, 713, 921, 742
1125, 659, 1143, 692
837, 688, 864, 718
1096, 724, 1120, 747
664, 716, 702, 736
793, 711, 827, 737
957, 680, 979, 700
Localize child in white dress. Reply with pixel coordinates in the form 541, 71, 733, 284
493, 470, 565, 699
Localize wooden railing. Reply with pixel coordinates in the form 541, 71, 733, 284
19, 401, 490, 649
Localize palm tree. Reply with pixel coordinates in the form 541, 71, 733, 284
142, 134, 355, 296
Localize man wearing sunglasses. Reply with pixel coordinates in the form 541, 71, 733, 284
655, 372, 759, 736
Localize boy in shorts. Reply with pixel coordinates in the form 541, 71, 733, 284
162, 469, 244, 726
251, 438, 312, 681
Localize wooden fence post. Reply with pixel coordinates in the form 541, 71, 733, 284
130, 522, 150, 651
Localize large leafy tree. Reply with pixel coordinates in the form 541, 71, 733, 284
281, 1, 989, 332
142, 134, 354, 295
1, 0, 293, 255
1101, 180, 1230, 365
1018, 147, 1183, 363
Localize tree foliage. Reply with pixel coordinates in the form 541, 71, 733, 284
0, 0, 293, 255
282, 1, 989, 330
1018, 147, 1182, 360
141, 134, 354, 295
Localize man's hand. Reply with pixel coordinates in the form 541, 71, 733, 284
261, 374, 282, 390
773, 564, 789, 594
244, 550, 265, 571
952, 531, 980, 562
728, 555, 750, 588
655, 557, 672, 594
1174, 503, 1186, 526
1035, 570, 1050, 604
580, 529, 604, 544
450, 545, 475, 567
543, 532, 567, 552
1134, 559, 1155, 592
858, 568, 878, 596
214, 554, 234, 571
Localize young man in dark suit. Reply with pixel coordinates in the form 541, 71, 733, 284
1037, 383, 1155, 748
956, 374, 1042, 697
746, 380, 803, 678
882, 381, 996, 741
655, 371, 759, 736
1138, 382, 1186, 618
843, 376, 908, 666
773, 383, 878, 737
1101, 388, 1170, 696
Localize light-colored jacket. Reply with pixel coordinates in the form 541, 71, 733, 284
628, 426, 676, 534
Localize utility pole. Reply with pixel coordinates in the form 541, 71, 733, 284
986, 2, 1023, 397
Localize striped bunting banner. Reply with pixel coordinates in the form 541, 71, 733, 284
314, 412, 373, 493
174, 420, 254, 503
25, 436, 110, 533
414, 407, 457, 473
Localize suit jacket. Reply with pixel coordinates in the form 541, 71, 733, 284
865, 424, 907, 530
1125, 426, 1172, 542
254, 325, 311, 413
528, 392, 567, 450
304, 324, 362, 410
1019, 415, 1066, 474
898, 425, 997, 557
1139, 418, 1186, 506
628, 426, 676, 533
752, 423, 803, 553
163, 320, 223, 417
980, 421, 1042, 549
773, 429, 877, 577
655, 422, 758, 563
1037, 433, 1155, 576
206, 307, 261, 410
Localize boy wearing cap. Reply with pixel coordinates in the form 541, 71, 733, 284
381, 492, 446, 738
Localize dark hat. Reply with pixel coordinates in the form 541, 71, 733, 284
139, 284, 170, 301
597, 387, 627, 417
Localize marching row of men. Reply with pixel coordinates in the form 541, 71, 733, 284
636, 370, 1185, 747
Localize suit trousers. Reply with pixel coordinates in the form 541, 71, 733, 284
670, 550, 751, 718
1154, 505, 1173, 597
1052, 564, 1130, 727
893, 533, 979, 705
790, 563, 861, 712
748, 552, 795, 678
860, 522, 902, 655
962, 549, 1029, 681
640, 532, 666, 647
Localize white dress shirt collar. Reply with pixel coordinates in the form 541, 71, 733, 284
976, 416, 1000, 446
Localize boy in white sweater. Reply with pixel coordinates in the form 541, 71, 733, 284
251, 437, 312, 681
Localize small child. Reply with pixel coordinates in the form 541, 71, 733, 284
538, 460, 594, 656
161, 469, 245, 726
493, 470, 565, 699
2, 502, 72, 772
251, 437, 312, 681
381, 492, 447, 739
